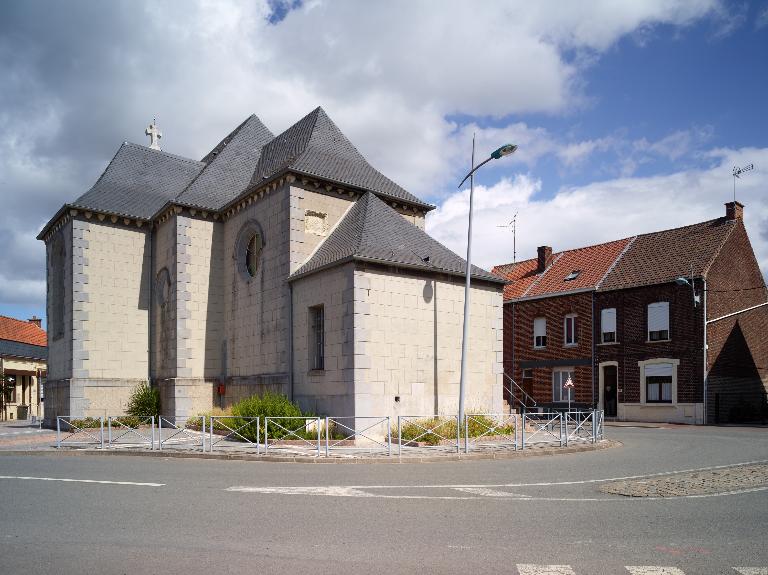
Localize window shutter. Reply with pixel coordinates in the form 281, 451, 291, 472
645, 363, 673, 377
648, 302, 669, 332
601, 308, 616, 333
534, 317, 546, 337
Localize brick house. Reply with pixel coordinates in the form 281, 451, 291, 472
0, 315, 47, 421
494, 202, 768, 424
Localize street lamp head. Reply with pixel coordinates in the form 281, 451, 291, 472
675, 277, 691, 287
491, 144, 518, 160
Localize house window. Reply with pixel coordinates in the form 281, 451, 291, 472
309, 305, 324, 371
522, 368, 533, 379
4, 375, 17, 404
564, 314, 578, 346
533, 317, 547, 348
601, 308, 616, 343
552, 368, 574, 402
648, 302, 670, 341
564, 270, 581, 281
644, 362, 673, 403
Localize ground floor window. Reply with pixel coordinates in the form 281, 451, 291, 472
552, 368, 574, 402
641, 361, 676, 404
309, 305, 325, 371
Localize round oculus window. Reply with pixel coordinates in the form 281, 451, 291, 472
245, 233, 263, 277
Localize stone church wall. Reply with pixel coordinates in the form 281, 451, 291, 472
223, 183, 292, 386
291, 262, 355, 417
152, 215, 178, 379
352, 267, 504, 419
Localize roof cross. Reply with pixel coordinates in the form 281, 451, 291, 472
145, 119, 162, 151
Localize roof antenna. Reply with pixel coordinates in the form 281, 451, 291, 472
732, 163, 754, 202
497, 211, 519, 263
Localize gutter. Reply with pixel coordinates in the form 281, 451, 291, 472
503, 286, 594, 304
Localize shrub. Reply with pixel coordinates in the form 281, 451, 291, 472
397, 415, 516, 445
126, 384, 161, 418
230, 392, 313, 441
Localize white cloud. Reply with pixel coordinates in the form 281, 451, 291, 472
427, 146, 768, 278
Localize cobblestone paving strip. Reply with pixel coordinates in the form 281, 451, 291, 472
600, 463, 768, 497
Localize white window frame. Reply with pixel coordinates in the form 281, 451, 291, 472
552, 367, 575, 403
638, 358, 679, 405
647, 301, 670, 342
564, 313, 578, 347
533, 317, 547, 349
601, 308, 617, 344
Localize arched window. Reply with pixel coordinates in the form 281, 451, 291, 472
245, 233, 263, 277
235, 220, 266, 281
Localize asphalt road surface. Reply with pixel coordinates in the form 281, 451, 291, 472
1, 425, 766, 574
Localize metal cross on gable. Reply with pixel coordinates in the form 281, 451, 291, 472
145, 119, 162, 151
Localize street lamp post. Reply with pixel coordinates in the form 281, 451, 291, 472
457, 138, 517, 426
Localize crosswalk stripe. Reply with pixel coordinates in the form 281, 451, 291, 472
517, 565, 576, 575
733, 569, 768, 575
626, 568, 686, 574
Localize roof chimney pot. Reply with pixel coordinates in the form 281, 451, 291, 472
28, 316, 42, 328
725, 201, 744, 221
537, 246, 553, 273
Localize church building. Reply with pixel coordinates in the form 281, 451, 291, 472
38, 108, 504, 424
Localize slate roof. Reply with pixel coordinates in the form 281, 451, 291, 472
598, 217, 736, 291
291, 192, 503, 283
493, 239, 632, 301
0, 316, 47, 348
249, 107, 433, 210
0, 340, 47, 361
175, 115, 274, 210
70, 143, 204, 219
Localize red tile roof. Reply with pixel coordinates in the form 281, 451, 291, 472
598, 218, 736, 291
0, 316, 47, 347
494, 239, 632, 301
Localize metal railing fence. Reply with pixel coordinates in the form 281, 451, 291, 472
521, 412, 564, 447
264, 416, 322, 456
53, 411, 604, 455
209, 416, 260, 453
397, 415, 460, 455
56, 416, 104, 449
324, 416, 391, 456
158, 416, 205, 452
107, 416, 155, 449
464, 413, 518, 453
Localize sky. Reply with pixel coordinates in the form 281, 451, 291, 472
1, 0, 767, 328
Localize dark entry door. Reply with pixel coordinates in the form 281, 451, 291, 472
603, 365, 618, 417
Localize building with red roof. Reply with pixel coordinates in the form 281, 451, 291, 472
0, 315, 47, 421
493, 202, 768, 424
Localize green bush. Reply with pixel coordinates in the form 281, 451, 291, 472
230, 392, 314, 441
126, 384, 161, 418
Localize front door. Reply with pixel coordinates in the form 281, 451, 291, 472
603, 365, 618, 417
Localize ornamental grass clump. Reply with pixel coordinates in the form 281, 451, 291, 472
397, 415, 516, 446
126, 383, 161, 418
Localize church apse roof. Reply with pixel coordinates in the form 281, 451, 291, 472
249, 107, 434, 211
69, 142, 205, 220
290, 192, 503, 284
174, 114, 274, 211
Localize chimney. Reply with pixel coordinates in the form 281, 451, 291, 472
725, 201, 744, 221
537, 246, 552, 273
28, 316, 42, 328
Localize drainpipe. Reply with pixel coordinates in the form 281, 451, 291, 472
148, 223, 154, 385
702, 278, 707, 425
288, 282, 294, 402
591, 292, 596, 408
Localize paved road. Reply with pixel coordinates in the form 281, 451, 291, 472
0, 425, 766, 574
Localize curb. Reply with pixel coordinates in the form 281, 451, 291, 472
0, 439, 620, 464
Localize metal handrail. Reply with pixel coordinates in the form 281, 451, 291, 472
56, 416, 104, 449
324, 417, 391, 456
503, 373, 537, 410
464, 413, 518, 453
209, 416, 260, 453
264, 417, 321, 456
107, 416, 155, 449
397, 415, 460, 456
158, 416, 205, 451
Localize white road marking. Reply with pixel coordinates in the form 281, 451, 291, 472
0, 429, 46, 437
517, 565, 576, 575
224, 484, 768, 501
734, 569, 768, 575
452, 487, 531, 498
0, 475, 164, 487
626, 568, 686, 575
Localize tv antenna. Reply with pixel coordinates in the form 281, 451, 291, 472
497, 211, 519, 263
732, 163, 754, 202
